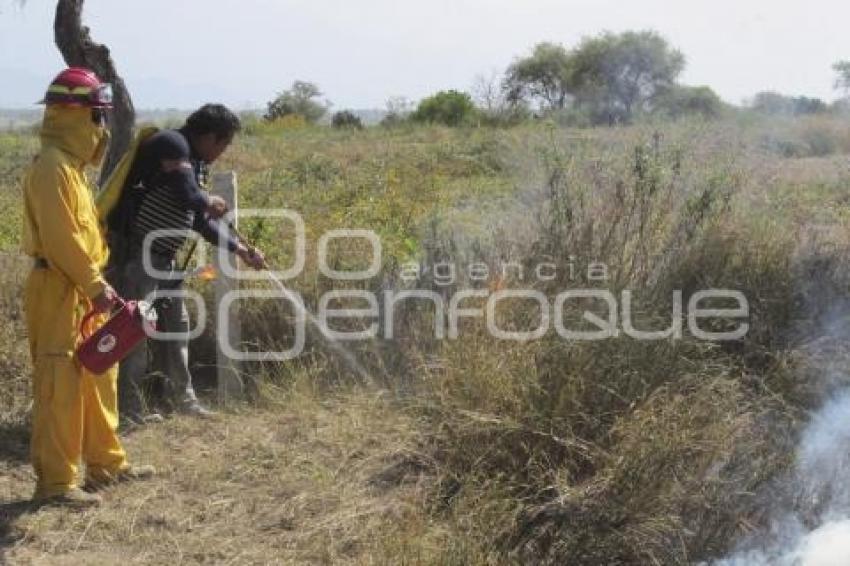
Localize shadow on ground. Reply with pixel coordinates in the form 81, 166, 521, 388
0, 499, 37, 562
0, 419, 29, 466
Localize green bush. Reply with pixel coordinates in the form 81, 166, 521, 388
653, 85, 724, 120
752, 91, 828, 116
477, 103, 533, 128
410, 90, 477, 127
757, 116, 850, 157
331, 110, 364, 130
264, 80, 329, 124
550, 107, 594, 127
379, 112, 405, 128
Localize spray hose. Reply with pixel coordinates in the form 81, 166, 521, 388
152, 215, 372, 384
225, 222, 373, 384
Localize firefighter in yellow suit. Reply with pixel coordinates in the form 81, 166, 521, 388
22, 68, 154, 507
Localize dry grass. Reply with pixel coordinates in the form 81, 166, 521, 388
2, 117, 850, 564
2, 385, 468, 565
373, 119, 850, 564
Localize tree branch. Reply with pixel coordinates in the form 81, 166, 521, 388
54, 0, 135, 184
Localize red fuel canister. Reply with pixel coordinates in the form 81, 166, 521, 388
75, 299, 157, 374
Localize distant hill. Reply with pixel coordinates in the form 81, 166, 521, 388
348, 109, 387, 126
1, 107, 389, 131
0, 108, 195, 131
0, 109, 41, 130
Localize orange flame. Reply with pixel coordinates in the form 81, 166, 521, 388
488, 275, 506, 292
195, 264, 218, 281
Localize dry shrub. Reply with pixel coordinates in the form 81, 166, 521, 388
509, 376, 796, 564
0, 254, 31, 422
755, 114, 850, 158
403, 125, 827, 563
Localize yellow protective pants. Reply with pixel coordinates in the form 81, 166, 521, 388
25, 266, 128, 499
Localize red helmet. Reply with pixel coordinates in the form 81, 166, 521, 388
40, 67, 113, 108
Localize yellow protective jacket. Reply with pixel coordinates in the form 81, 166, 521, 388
22, 105, 110, 302
22, 104, 128, 499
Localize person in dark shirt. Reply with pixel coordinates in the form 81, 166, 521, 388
106, 104, 264, 424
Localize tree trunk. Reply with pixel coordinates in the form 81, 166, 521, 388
54, 0, 134, 185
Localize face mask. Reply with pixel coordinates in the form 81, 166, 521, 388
91, 108, 108, 128
91, 126, 111, 166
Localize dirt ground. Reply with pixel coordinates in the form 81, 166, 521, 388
0, 392, 448, 565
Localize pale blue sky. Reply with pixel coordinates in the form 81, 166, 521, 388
1, 0, 848, 109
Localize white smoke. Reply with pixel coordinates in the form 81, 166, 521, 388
715, 391, 850, 565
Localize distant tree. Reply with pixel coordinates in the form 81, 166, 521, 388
751, 91, 827, 115
52, 0, 135, 182
652, 85, 723, 120
386, 96, 413, 116
569, 30, 685, 124
832, 97, 850, 115
503, 31, 685, 124
503, 42, 573, 110
331, 110, 363, 129
379, 96, 413, 127
265, 80, 329, 123
472, 70, 530, 126
833, 60, 850, 97
752, 91, 793, 114
472, 70, 503, 113
791, 96, 828, 115
410, 90, 476, 127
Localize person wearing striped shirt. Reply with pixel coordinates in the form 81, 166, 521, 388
106, 104, 264, 425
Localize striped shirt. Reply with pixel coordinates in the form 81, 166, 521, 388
109, 129, 235, 259
131, 181, 198, 256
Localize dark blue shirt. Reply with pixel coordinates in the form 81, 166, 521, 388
107, 128, 237, 258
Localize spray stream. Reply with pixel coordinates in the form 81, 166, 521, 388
261, 268, 373, 384
227, 221, 372, 385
